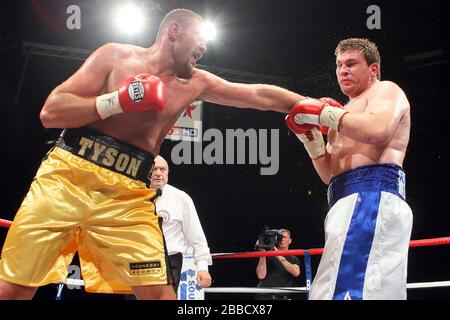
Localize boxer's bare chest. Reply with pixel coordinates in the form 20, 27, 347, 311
105, 58, 201, 117
328, 96, 369, 148
90, 56, 204, 152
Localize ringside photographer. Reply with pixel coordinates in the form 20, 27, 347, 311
254, 228, 301, 300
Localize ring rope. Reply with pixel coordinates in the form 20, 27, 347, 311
212, 236, 450, 259
0, 219, 11, 229
2, 218, 450, 258
63, 278, 450, 291
2, 217, 450, 292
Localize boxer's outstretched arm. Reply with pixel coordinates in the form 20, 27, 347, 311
197, 70, 304, 113
40, 43, 119, 128
339, 81, 410, 145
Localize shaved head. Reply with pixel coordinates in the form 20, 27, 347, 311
156, 8, 203, 41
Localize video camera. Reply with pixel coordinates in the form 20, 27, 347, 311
256, 227, 284, 250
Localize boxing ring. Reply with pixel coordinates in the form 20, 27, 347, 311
1, 218, 450, 299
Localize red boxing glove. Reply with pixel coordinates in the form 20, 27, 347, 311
290, 97, 347, 132
286, 104, 330, 136
285, 112, 315, 134
319, 97, 343, 108
96, 74, 165, 119
320, 126, 330, 135
285, 115, 326, 160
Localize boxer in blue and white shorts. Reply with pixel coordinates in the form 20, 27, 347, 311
285, 38, 413, 299
311, 164, 412, 299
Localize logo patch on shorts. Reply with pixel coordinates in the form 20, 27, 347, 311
130, 261, 162, 275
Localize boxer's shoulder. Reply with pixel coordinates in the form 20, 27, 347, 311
94, 43, 138, 61
370, 80, 404, 97
367, 81, 409, 112
191, 67, 210, 81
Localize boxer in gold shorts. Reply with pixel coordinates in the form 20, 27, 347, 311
0, 128, 170, 295
0, 8, 310, 299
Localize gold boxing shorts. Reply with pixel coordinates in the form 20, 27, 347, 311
0, 127, 170, 294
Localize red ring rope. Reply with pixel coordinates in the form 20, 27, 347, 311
212, 237, 450, 259
0, 219, 11, 229
1, 218, 449, 258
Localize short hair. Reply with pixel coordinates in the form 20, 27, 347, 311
280, 229, 291, 238
156, 8, 202, 41
335, 38, 381, 79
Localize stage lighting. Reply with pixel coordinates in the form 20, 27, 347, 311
113, 4, 145, 36
201, 22, 217, 42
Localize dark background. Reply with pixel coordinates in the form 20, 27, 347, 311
0, 0, 449, 300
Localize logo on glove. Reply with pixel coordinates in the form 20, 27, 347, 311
128, 80, 145, 102
327, 110, 337, 122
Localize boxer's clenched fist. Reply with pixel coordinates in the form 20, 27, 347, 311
96, 74, 165, 119
290, 97, 347, 131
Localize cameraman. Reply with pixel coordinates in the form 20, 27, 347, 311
255, 229, 301, 300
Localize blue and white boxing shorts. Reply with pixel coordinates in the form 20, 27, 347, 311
309, 164, 413, 300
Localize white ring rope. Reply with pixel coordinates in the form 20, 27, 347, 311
206, 287, 309, 293
406, 281, 450, 289
64, 278, 450, 292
